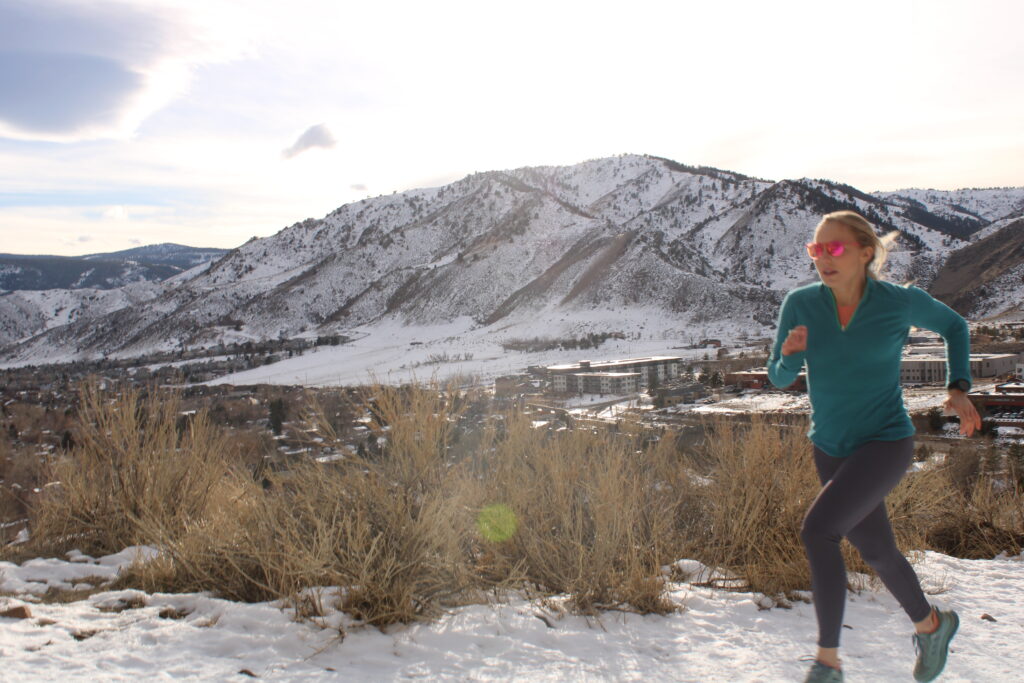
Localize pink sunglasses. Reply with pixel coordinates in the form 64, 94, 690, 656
805, 240, 857, 259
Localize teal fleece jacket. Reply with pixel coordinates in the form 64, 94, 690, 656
768, 277, 971, 458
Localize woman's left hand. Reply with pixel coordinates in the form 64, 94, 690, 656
943, 390, 982, 436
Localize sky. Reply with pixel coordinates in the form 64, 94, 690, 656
0, 0, 1021, 256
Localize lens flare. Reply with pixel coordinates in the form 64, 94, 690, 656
476, 503, 517, 542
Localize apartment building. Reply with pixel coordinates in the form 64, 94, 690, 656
548, 356, 681, 394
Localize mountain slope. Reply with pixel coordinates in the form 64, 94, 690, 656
1, 154, 1020, 366
0, 282, 166, 349
875, 187, 1024, 239
929, 218, 1024, 318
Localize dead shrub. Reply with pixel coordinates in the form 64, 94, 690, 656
294, 383, 493, 623
123, 383, 485, 626
475, 412, 695, 615
695, 417, 820, 595
692, 417, 952, 596
0, 443, 47, 539
883, 459, 954, 553
926, 472, 1024, 559
944, 447, 981, 496
23, 380, 237, 558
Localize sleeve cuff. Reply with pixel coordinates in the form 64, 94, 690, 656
780, 353, 805, 372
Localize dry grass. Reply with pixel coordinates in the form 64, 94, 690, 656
926, 454, 1024, 558
23, 380, 237, 558
119, 384, 487, 625
14, 379, 1024, 629
473, 413, 696, 614
692, 417, 960, 596
117, 384, 697, 623
695, 417, 819, 595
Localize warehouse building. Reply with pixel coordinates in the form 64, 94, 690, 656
900, 353, 1020, 384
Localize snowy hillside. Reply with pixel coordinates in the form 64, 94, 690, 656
875, 187, 1024, 234
1, 154, 1021, 367
0, 281, 165, 349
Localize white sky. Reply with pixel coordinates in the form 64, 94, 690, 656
0, 0, 1021, 255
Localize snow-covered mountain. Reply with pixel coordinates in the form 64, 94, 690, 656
82, 243, 229, 270
0, 281, 166, 350
874, 187, 1024, 239
0, 243, 227, 292
1, 155, 1021, 365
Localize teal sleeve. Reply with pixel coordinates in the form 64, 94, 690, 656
768, 292, 805, 389
906, 286, 971, 388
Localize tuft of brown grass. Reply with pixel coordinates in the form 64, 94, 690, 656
691, 417, 958, 596
695, 416, 819, 595
926, 467, 1024, 559
0, 438, 47, 540
120, 384, 487, 625
24, 380, 237, 558
475, 412, 695, 614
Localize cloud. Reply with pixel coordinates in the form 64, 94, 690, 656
0, 52, 145, 135
102, 205, 129, 221
350, 183, 367, 191
0, 1, 253, 141
282, 124, 336, 159
77, 234, 93, 242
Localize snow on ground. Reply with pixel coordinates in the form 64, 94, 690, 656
692, 392, 810, 416
683, 383, 1003, 418
0, 547, 1021, 681
206, 311, 754, 388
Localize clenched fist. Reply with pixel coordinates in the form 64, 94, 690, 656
782, 325, 808, 356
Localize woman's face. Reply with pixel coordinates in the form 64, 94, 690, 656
811, 221, 874, 290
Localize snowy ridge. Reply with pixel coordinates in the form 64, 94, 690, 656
1, 154, 1022, 367
876, 187, 1024, 225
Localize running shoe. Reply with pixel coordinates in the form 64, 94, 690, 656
913, 606, 959, 682
802, 661, 843, 682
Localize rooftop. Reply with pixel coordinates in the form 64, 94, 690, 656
900, 353, 1020, 361
547, 356, 682, 371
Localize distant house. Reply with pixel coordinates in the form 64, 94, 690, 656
494, 375, 535, 397
699, 339, 722, 348
494, 376, 519, 397
656, 382, 708, 406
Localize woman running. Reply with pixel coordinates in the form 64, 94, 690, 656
767, 210, 981, 683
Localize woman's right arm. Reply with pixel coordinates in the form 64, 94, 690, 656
768, 293, 806, 389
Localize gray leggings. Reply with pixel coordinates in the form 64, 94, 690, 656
800, 437, 932, 648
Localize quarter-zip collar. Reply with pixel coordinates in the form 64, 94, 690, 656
821, 276, 874, 331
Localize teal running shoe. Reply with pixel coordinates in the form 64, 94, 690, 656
802, 661, 843, 682
913, 606, 959, 682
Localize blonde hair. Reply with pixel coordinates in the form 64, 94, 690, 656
816, 210, 899, 280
